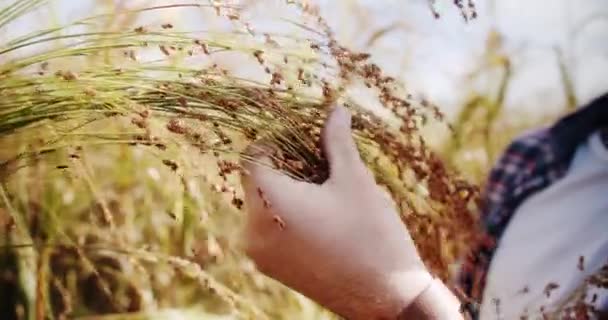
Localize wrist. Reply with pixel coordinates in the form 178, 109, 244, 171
385, 269, 434, 315
397, 277, 464, 320
322, 269, 433, 320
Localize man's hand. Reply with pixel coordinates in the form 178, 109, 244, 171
240, 106, 461, 319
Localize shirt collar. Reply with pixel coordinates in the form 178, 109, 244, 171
550, 93, 608, 163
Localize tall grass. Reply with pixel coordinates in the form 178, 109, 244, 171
0, 1, 485, 319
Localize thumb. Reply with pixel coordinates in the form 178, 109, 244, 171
321, 105, 364, 181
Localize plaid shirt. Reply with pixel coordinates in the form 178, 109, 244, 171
458, 93, 608, 318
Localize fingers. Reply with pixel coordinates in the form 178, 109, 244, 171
240, 143, 312, 215
321, 105, 366, 182
240, 142, 319, 255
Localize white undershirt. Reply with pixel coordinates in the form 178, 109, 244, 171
480, 131, 608, 320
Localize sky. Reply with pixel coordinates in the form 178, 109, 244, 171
318, 0, 608, 117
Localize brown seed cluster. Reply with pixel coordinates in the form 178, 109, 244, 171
280, 10, 481, 280
107, 2, 483, 283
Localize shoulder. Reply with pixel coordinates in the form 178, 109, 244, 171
481, 127, 564, 236
485, 128, 554, 204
